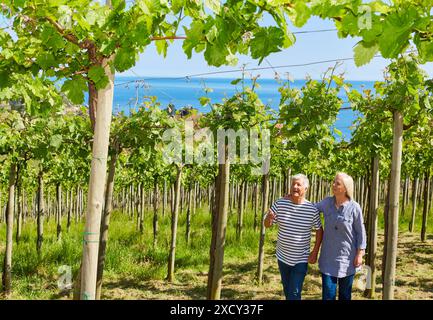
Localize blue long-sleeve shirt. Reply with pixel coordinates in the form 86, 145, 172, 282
315, 196, 367, 278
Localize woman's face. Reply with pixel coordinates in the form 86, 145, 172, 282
332, 176, 347, 197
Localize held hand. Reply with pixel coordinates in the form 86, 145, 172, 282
308, 251, 318, 264
353, 253, 363, 267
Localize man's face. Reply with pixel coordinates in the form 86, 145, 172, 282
290, 179, 307, 198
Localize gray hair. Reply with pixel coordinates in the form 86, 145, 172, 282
291, 173, 309, 189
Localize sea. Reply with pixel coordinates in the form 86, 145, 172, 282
110, 77, 376, 140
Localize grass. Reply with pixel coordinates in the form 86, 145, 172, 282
0, 200, 432, 300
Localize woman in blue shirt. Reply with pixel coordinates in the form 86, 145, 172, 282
315, 172, 367, 300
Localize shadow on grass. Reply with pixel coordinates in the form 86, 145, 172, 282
418, 278, 433, 294
50, 289, 73, 300
220, 288, 258, 299
398, 240, 433, 265
100, 259, 285, 300
224, 260, 258, 274
394, 277, 433, 295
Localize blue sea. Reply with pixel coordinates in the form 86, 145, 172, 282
111, 77, 375, 140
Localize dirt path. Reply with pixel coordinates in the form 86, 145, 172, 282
101, 232, 433, 300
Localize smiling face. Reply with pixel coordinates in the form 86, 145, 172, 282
332, 175, 347, 197
290, 178, 307, 200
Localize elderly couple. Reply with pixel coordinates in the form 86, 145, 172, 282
264, 172, 367, 300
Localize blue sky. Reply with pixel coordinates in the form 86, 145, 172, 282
120, 16, 433, 81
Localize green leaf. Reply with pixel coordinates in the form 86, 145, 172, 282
292, 1, 311, 27
50, 134, 63, 148
45, 69, 56, 77
61, 77, 87, 105
137, 0, 150, 14
353, 41, 379, 67
40, 26, 65, 49
48, 0, 66, 7
231, 79, 241, 85
88, 65, 109, 90
65, 42, 79, 55
85, 10, 97, 25
205, 0, 220, 13
155, 39, 168, 58
250, 27, 284, 64
0, 71, 10, 88
112, 0, 126, 11
199, 97, 210, 106
114, 48, 137, 72
338, 13, 360, 37
333, 128, 343, 137
182, 21, 204, 59
360, 21, 382, 43
370, 1, 391, 14
36, 53, 56, 69
377, 9, 417, 58
68, 123, 76, 133
332, 75, 344, 87
297, 138, 314, 157
58, 5, 73, 29
2, 48, 13, 59
142, 0, 163, 14
204, 43, 228, 67
75, 15, 90, 30
205, 25, 218, 44
226, 53, 238, 66
414, 33, 433, 63
171, 0, 184, 14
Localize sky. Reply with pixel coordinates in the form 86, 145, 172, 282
120, 15, 433, 81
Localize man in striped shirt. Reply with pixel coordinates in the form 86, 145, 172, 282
264, 174, 323, 300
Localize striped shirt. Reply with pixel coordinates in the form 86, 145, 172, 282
270, 197, 322, 266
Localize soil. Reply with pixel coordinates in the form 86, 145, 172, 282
100, 232, 433, 300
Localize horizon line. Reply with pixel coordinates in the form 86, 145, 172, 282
115, 75, 381, 82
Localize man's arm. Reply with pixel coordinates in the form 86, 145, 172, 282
308, 227, 323, 264
264, 209, 276, 228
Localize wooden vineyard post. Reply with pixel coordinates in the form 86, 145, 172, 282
383, 110, 403, 300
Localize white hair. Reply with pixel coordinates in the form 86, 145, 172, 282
335, 172, 354, 199
291, 174, 309, 189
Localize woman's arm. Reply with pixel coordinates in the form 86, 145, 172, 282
354, 249, 365, 267
309, 208, 323, 264
308, 227, 323, 264
314, 197, 328, 213
353, 204, 367, 267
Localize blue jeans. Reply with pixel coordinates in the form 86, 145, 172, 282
321, 273, 355, 300
277, 260, 308, 300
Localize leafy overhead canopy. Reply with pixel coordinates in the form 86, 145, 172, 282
311, 0, 433, 64
0, 0, 317, 109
